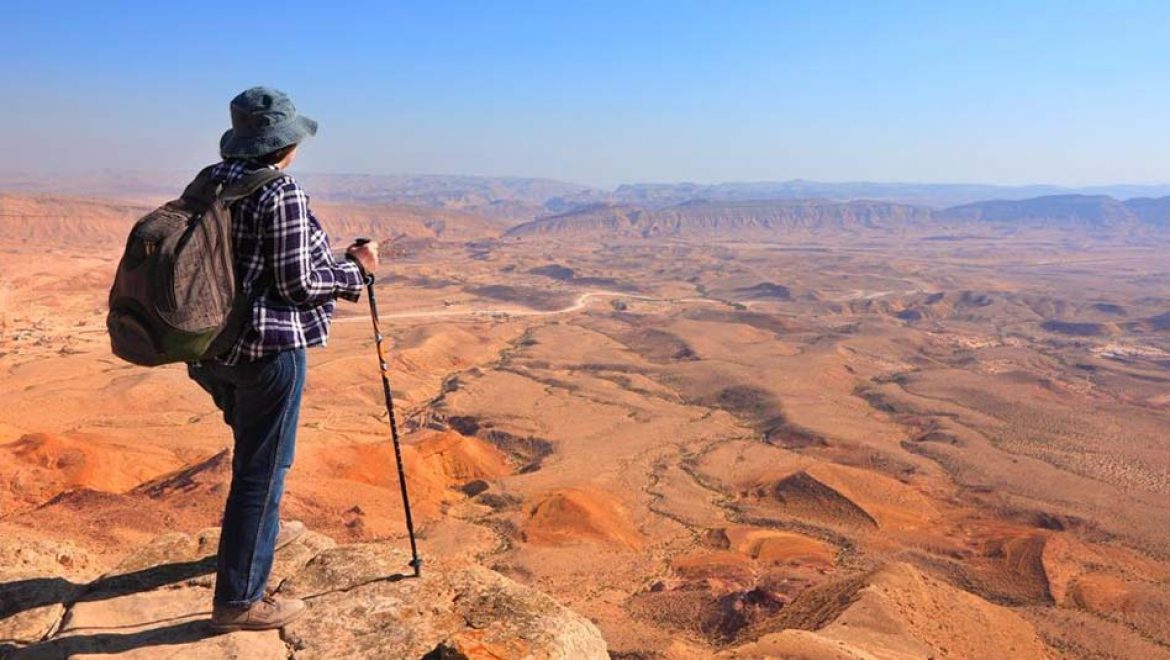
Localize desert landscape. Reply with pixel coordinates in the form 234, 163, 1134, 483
2, 178, 1170, 658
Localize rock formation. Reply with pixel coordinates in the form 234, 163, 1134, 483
0, 528, 608, 659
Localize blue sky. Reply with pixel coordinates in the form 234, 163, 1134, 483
2, 1, 1169, 186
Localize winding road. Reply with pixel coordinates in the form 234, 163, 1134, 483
335, 289, 726, 323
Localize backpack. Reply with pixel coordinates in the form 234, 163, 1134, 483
106, 166, 284, 366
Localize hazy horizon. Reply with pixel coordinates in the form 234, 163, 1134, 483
5, 2, 1170, 188
4, 167, 1170, 197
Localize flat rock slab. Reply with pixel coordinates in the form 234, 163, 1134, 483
0, 573, 71, 645
62, 583, 212, 633
8, 623, 285, 660
0, 537, 94, 645
2, 581, 285, 660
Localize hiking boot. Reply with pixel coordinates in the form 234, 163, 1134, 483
275, 520, 307, 551
210, 596, 306, 632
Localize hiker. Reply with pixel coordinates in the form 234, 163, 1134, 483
186, 87, 379, 632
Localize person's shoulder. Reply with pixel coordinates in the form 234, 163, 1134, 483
255, 172, 312, 222
213, 159, 298, 188
253, 167, 303, 202
210, 159, 255, 183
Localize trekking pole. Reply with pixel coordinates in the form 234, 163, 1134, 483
353, 238, 422, 578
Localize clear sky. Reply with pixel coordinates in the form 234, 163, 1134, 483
2, 1, 1168, 187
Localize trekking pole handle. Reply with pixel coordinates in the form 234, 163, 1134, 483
349, 237, 375, 285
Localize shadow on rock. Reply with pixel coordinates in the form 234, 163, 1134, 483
1, 620, 215, 659
0, 556, 215, 621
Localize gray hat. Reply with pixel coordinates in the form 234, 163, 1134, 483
219, 86, 318, 159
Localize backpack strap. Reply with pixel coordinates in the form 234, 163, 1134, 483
178, 166, 284, 207
216, 168, 286, 308
220, 169, 287, 204
180, 165, 221, 204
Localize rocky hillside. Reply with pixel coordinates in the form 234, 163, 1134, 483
718, 562, 1051, 659
508, 193, 1170, 240
542, 181, 1170, 212
8, 187, 1170, 246
0, 195, 153, 247
935, 194, 1137, 229
0, 172, 589, 224
0, 528, 608, 659
935, 193, 1170, 230
506, 200, 932, 239
0, 193, 501, 248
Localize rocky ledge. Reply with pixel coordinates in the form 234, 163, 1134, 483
0, 529, 608, 659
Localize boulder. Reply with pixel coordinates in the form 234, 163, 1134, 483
280, 543, 608, 659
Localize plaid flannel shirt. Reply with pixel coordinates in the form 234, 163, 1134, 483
209, 159, 365, 365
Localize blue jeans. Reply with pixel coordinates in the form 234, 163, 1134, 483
187, 349, 306, 607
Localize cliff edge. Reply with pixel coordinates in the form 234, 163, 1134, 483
0, 528, 608, 659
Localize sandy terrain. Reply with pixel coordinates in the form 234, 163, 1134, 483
3, 196, 1170, 658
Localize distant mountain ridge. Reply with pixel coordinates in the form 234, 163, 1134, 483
936, 194, 1170, 229
507, 199, 931, 238
0, 171, 589, 224
5, 171, 1170, 241
509, 194, 1170, 239
544, 180, 1170, 212
0, 193, 502, 246
5, 171, 1170, 220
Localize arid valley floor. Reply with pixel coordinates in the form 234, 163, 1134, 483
2, 188, 1170, 658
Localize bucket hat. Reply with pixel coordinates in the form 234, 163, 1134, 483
220, 86, 318, 159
